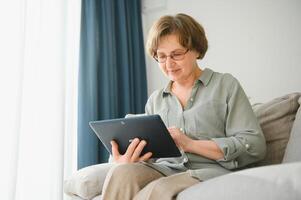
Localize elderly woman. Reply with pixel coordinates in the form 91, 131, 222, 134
101, 13, 266, 200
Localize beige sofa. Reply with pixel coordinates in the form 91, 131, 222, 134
64, 93, 301, 200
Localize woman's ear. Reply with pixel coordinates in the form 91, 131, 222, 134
192, 50, 200, 59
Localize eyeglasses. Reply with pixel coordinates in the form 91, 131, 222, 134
153, 49, 189, 63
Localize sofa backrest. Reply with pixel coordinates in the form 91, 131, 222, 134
252, 93, 301, 166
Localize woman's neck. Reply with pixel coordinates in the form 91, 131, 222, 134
173, 67, 202, 90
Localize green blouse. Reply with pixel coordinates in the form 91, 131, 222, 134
144, 68, 266, 180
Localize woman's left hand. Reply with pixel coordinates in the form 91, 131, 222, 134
168, 127, 193, 152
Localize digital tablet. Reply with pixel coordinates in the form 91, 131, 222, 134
89, 114, 181, 158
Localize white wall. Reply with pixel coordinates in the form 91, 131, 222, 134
141, 0, 301, 103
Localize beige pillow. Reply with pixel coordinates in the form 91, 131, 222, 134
282, 96, 301, 163
252, 93, 301, 166
64, 163, 113, 199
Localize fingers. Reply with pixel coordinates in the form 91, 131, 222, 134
112, 138, 152, 163
168, 128, 180, 148
131, 140, 148, 161
126, 138, 152, 162
111, 140, 120, 160
125, 138, 140, 157
168, 128, 178, 140
167, 126, 177, 132
139, 152, 153, 162
169, 132, 176, 140
168, 127, 181, 135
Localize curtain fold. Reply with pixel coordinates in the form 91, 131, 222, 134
78, 0, 148, 169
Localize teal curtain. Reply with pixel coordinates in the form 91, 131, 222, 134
78, 0, 148, 169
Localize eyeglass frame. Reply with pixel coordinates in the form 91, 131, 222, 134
153, 49, 190, 63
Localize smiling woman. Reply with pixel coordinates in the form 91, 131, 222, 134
97, 13, 266, 200
0, 1, 81, 200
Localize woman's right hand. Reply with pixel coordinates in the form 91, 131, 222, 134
110, 138, 152, 163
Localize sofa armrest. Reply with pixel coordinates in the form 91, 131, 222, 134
178, 162, 301, 200
64, 163, 113, 199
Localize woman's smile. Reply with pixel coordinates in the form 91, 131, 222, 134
167, 68, 181, 74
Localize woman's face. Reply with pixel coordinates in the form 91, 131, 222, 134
156, 34, 199, 83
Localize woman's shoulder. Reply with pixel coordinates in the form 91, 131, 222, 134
147, 88, 165, 101
145, 88, 166, 113
210, 69, 240, 87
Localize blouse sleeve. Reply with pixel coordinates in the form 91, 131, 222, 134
211, 77, 266, 169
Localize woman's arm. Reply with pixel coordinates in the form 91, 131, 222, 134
168, 127, 224, 160
210, 77, 266, 168
188, 140, 224, 160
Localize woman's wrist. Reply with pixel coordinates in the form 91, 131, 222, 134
183, 138, 197, 153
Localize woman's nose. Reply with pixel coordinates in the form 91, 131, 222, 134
165, 56, 175, 68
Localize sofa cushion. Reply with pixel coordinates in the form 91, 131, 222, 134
283, 96, 301, 163
252, 93, 301, 166
64, 163, 113, 199
177, 162, 301, 200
